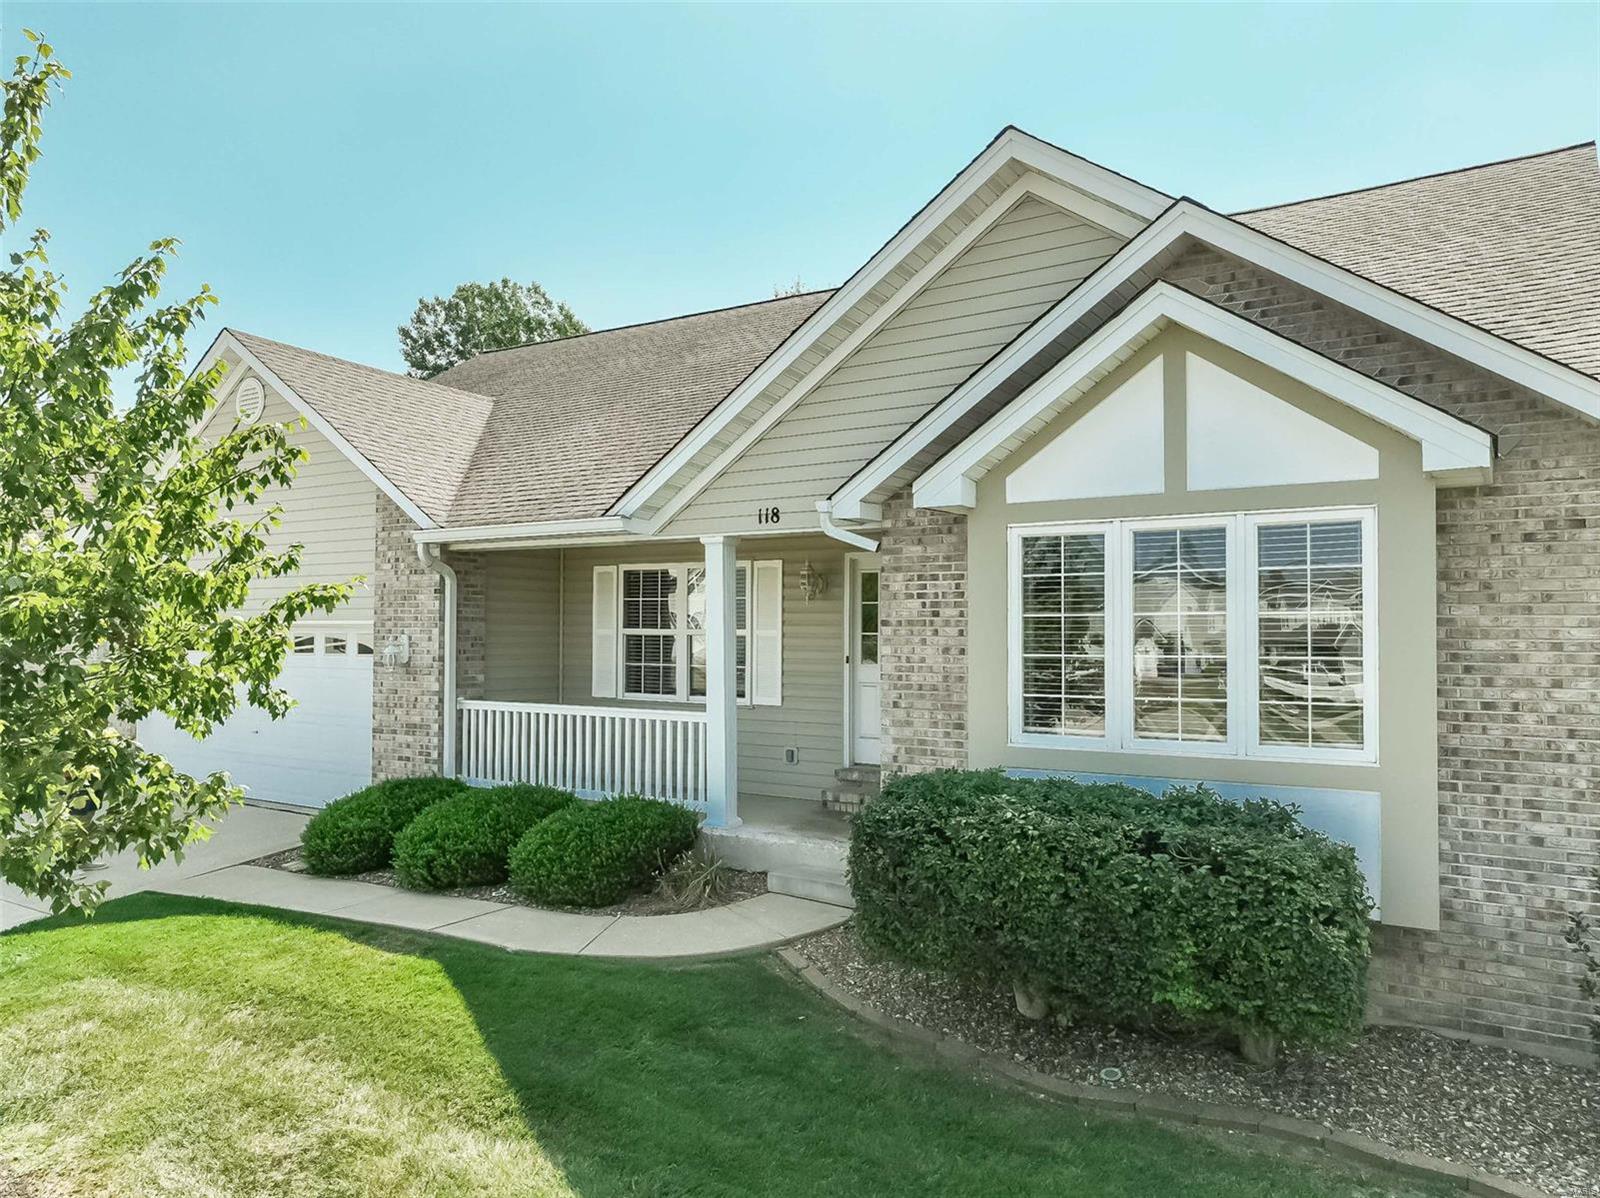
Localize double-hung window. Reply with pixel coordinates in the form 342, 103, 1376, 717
600, 561, 782, 706
620, 565, 748, 702
1010, 508, 1375, 762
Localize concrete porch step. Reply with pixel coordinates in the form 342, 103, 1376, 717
768, 865, 854, 909
702, 822, 849, 874
822, 765, 881, 815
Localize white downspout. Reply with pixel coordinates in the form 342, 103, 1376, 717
817, 501, 880, 551
416, 542, 458, 778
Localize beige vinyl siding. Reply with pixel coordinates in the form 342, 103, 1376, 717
631, 160, 1033, 525
483, 550, 561, 701
198, 368, 376, 620
464, 537, 846, 803
665, 196, 1126, 536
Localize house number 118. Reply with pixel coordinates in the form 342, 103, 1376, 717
756, 506, 781, 526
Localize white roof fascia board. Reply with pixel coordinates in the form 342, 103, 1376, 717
1020, 171, 1147, 239
1182, 205, 1600, 421
198, 330, 438, 530
837, 200, 1598, 519
911, 282, 1494, 510
611, 129, 1169, 523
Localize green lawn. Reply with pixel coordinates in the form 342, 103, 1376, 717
0, 894, 1433, 1198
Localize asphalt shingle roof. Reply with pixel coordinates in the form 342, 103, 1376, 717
1237, 142, 1600, 379
432, 290, 831, 526
234, 142, 1599, 530
231, 330, 493, 523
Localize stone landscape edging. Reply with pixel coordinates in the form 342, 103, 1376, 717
775, 947, 1553, 1198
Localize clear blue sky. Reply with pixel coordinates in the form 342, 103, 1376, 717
8, 3, 1598, 378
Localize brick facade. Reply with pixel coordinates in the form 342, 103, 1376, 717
878, 491, 969, 776
365, 247, 1597, 1056
868, 245, 1599, 1055
1160, 244, 1599, 1057
370, 494, 485, 781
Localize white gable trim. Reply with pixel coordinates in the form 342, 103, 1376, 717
834, 200, 1600, 519
198, 330, 437, 529
610, 128, 1170, 525
912, 282, 1494, 510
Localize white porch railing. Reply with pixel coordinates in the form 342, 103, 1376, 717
457, 700, 709, 811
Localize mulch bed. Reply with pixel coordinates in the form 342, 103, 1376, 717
796, 922, 1599, 1198
249, 846, 766, 917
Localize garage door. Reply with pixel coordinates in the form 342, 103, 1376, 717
138, 626, 374, 809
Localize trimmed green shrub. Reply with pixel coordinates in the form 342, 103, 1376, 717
850, 769, 1372, 1048
393, 785, 576, 891
508, 796, 698, 907
300, 776, 467, 876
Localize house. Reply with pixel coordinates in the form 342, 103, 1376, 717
146, 129, 1600, 1060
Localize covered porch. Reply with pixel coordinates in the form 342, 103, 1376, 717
425, 529, 876, 863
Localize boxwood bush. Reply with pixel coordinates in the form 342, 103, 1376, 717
393, 784, 576, 891
300, 776, 467, 876
508, 795, 698, 907
850, 769, 1372, 1048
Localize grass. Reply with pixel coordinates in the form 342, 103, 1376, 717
0, 893, 1441, 1198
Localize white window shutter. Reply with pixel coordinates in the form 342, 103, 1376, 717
751, 559, 783, 706
592, 565, 619, 698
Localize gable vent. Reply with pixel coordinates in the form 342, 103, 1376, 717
234, 376, 266, 425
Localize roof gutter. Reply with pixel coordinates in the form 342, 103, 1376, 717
415, 543, 458, 779
817, 501, 879, 552
412, 515, 642, 547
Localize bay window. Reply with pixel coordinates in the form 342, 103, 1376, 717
1010, 508, 1375, 761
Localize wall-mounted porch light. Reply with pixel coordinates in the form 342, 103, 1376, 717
799, 560, 827, 602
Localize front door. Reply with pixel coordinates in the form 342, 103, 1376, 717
851, 564, 882, 765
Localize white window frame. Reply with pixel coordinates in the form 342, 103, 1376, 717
1008, 506, 1377, 765
1243, 509, 1379, 765
618, 562, 752, 706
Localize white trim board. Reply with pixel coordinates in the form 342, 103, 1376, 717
610, 128, 1169, 527
197, 330, 438, 530
832, 199, 1599, 520
913, 283, 1494, 510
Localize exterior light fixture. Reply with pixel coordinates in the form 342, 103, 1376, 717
799, 561, 827, 602
379, 633, 410, 669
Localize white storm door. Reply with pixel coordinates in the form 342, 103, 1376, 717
851, 565, 882, 765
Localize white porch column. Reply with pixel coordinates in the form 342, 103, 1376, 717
701, 535, 740, 828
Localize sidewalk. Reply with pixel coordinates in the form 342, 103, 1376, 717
3, 802, 852, 957
160, 864, 850, 958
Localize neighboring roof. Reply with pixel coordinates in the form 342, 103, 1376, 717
431, 291, 832, 526
1237, 142, 1600, 379
227, 330, 494, 525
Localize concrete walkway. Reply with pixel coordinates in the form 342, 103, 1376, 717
0, 803, 310, 930
4, 803, 852, 958
161, 865, 851, 958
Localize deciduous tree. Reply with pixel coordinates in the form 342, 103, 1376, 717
398, 278, 585, 378
0, 33, 352, 911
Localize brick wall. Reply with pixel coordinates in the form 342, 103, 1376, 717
370, 494, 484, 780
870, 241, 1598, 1054
1160, 244, 1598, 1056
878, 491, 969, 776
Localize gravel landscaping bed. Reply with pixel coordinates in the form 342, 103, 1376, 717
797, 922, 1599, 1198
249, 846, 767, 916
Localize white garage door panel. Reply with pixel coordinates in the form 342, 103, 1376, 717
139, 653, 373, 809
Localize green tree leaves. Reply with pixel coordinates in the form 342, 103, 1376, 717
0, 33, 353, 912
397, 277, 586, 379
